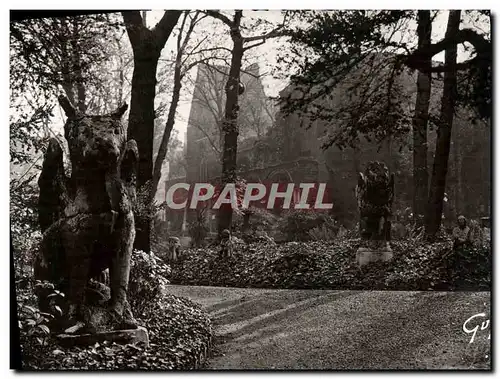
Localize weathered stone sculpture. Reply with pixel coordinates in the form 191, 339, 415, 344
355, 161, 394, 266
166, 236, 181, 262
219, 229, 234, 258
35, 95, 139, 336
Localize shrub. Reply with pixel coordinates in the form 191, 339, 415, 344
451, 244, 491, 290
188, 208, 209, 247
277, 210, 335, 242
17, 278, 65, 369
308, 218, 339, 241
20, 294, 213, 370
241, 207, 279, 231
231, 206, 280, 241
11, 175, 41, 277
170, 239, 491, 292
128, 250, 171, 317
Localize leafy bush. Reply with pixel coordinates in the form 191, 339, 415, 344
308, 219, 339, 241
16, 277, 66, 369
277, 210, 336, 242
128, 250, 171, 317
11, 175, 41, 276
451, 244, 491, 290
188, 208, 209, 247
232, 206, 279, 236
20, 293, 213, 370
170, 239, 491, 291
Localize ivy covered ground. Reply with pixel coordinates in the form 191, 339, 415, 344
170, 239, 491, 292
15, 236, 490, 370
17, 251, 213, 370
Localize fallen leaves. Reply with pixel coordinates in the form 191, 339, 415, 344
20, 294, 212, 370
170, 239, 491, 291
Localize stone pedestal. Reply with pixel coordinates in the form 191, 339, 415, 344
56, 326, 149, 348
356, 246, 393, 267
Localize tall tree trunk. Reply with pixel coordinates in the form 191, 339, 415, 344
217, 11, 244, 236
128, 53, 159, 251
412, 10, 432, 226
59, 18, 75, 106
452, 122, 463, 217
123, 10, 182, 252
425, 10, 461, 241
72, 17, 86, 113
152, 70, 182, 200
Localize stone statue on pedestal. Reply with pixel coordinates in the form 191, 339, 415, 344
355, 161, 395, 266
35, 95, 146, 344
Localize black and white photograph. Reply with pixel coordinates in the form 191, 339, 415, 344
9, 8, 492, 371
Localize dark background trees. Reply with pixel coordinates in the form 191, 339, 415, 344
276, 10, 491, 240
204, 10, 287, 236
10, 10, 491, 252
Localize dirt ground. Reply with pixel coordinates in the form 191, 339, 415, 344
165, 286, 491, 370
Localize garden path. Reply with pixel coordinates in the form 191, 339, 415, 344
165, 286, 490, 370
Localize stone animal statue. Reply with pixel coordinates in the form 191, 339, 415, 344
35, 95, 139, 334
219, 229, 234, 258
166, 236, 181, 262
355, 161, 394, 251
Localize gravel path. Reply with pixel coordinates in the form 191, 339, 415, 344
165, 286, 491, 370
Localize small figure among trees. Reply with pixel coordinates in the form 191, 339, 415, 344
452, 215, 472, 251
219, 229, 234, 259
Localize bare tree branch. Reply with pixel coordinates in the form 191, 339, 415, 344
196, 45, 233, 55
243, 40, 266, 51
190, 121, 222, 156
181, 57, 229, 77
152, 10, 184, 45
204, 10, 233, 27
242, 27, 286, 43
405, 28, 490, 71
180, 36, 209, 67
176, 11, 189, 54
179, 11, 201, 56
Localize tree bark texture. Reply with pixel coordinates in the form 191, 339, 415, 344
128, 54, 159, 251
217, 11, 244, 236
412, 10, 432, 224
151, 69, 182, 201
122, 10, 182, 252
425, 10, 461, 241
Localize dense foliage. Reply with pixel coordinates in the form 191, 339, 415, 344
20, 293, 212, 370
278, 10, 491, 148
11, 176, 41, 278
17, 250, 213, 370
170, 239, 490, 291
276, 210, 338, 242
128, 250, 171, 317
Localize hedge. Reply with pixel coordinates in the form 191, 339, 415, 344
169, 239, 491, 291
